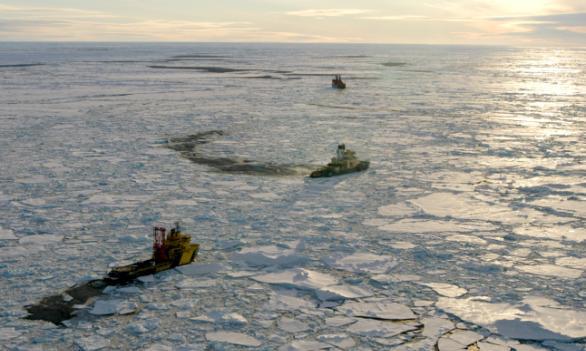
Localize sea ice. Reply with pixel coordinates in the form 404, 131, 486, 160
372, 274, 421, 283
278, 340, 333, 351
446, 234, 487, 245
555, 257, 586, 269
0, 327, 22, 341
377, 203, 416, 217
252, 268, 371, 301
232, 243, 308, 268
18, 234, 63, 245
337, 300, 416, 320
176, 262, 225, 275
176, 278, 216, 289
346, 319, 420, 338
205, 331, 262, 347
411, 192, 520, 224
437, 329, 484, 350
390, 241, 417, 249
530, 198, 586, 218
90, 300, 137, 316
206, 311, 248, 325
250, 192, 281, 201
266, 290, 316, 310
514, 225, 585, 242
378, 219, 496, 233
516, 264, 582, 279
324, 252, 397, 274
316, 285, 374, 301
74, 335, 110, 351
0, 228, 17, 240
279, 317, 310, 333
252, 269, 338, 291
126, 318, 160, 335
420, 317, 455, 338
325, 316, 356, 327
477, 341, 511, 351
317, 333, 356, 349
421, 282, 468, 298
437, 296, 586, 340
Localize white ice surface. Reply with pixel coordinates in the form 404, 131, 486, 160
252, 268, 371, 300
324, 252, 397, 274
0, 228, 17, 240
232, 243, 308, 268
421, 282, 468, 298
437, 296, 586, 340
337, 300, 416, 320
205, 331, 262, 347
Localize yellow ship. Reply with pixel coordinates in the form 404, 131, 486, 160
106, 223, 199, 283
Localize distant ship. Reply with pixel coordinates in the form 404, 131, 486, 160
106, 223, 199, 283
332, 74, 346, 89
310, 144, 369, 178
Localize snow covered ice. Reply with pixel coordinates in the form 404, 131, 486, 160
0, 43, 584, 350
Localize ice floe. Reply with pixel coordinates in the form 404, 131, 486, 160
175, 278, 216, 289
232, 242, 308, 268
90, 299, 138, 316
205, 311, 248, 325
446, 234, 488, 245
530, 198, 586, 218
346, 318, 420, 338
377, 203, 416, 217
337, 299, 416, 320
278, 340, 333, 351
0, 228, 17, 240
378, 219, 497, 233
252, 268, 372, 301
516, 264, 582, 279
555, 257, 586, 269
390, 241, 417, 249
411, 192, 521, 224
437, 329, 484, 350
19, 234, 63, 245
74, 335, 110, 351
324, 252, 397, 274
205, 331, 262, 347
514, 225, 585, 242
176, 262, 225, 275
421, 282, 468, 298
437, 296, 586, 341
279, 317, 310, 333
317, 334, 356, 349
0, 327, 22, 341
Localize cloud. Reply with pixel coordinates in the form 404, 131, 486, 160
286, 9, 371, 17
488, 12, 586, 44
0, 4, 356, 42
361, 15, 473, 22
0, 4, 118, 20
361, 15, 429, 21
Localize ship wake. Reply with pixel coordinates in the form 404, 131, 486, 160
165, 131, 317, 176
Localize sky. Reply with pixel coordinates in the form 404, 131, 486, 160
0, 0, 584, 45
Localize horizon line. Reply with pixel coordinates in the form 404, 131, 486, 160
2, 40, 585, 48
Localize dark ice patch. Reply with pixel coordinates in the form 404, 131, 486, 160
381, 62, 407, 67
0, 63, 45, 68
25, 279, 109, 325
166, 131, 316, 176
171, 54, 230, 59
148, 65, 251, 73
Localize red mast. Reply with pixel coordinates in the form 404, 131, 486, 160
153, 226, 167, 262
